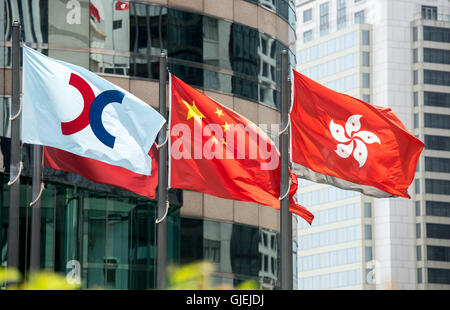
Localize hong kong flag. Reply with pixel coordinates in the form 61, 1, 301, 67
169, 74, 313, 224
290, 70, 424, 198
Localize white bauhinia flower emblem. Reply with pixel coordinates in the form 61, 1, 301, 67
329, 115, 381, 167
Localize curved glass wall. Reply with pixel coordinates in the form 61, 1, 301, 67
1, 0, 296, 110
244, 0, 296, 30
0, 139, 181, 289
180, 217, 280, 289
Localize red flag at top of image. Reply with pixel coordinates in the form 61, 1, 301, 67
115, 1, 129, 11
290, 69, 424, 198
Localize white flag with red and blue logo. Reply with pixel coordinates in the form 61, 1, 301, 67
22, 45, 165, 175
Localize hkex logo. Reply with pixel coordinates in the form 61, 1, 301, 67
61, 73, 124, 149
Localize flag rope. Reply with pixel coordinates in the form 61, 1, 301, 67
278, 118, 290, 136
7, 161, 23, 186
156, 129, 169, 149
9, 100, 22, 121
29, 183, 45, 207
155, 200, 170, 224
279, 177, 292, 200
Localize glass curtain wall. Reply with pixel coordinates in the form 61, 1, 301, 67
1, 0, 296, 110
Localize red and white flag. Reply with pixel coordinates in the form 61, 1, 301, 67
290, 69, 424, 198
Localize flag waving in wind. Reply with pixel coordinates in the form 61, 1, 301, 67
290, 70, 424, 198
169, 74, 314, 224
22, 45, 165, 175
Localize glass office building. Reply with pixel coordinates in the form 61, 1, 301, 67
296, 0, 450, 290
0, 0, 297, 289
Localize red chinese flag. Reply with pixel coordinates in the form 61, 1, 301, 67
169, 74, 313, 224
290, 69, 424, 198
44, 144, 159, 199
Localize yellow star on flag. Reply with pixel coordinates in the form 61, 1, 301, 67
215, 108, 224, 117
222, 122, 232, 132
211, 136, 219, 145
182, 99, 205, 123
222, 139, 227, 146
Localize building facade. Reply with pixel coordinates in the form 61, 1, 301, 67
296, 0, 450, 290
0, 0, 297, 289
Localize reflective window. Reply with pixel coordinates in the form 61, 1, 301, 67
303, 30, 313, 43
364, 224, 372, 240
180, 217, 280, 289
425, 157, 450, 173
413, 70, 418, 85
413, 48, 418, 63
362, 73, 370, 88
324, 73, 359, 92
424, 48, 450, 65
299, 203, 360, 229
416, 201, 421, 216
362, 51, 370, 66
297, 187, 359, 212
413, 27, 418, 42
423, 26, 450, 43
301, 52, 358, 81
303, 8, 312, 23
413, 92, 419, 107
426, 201, 450, 217
422, 6, 438, 20
298, 247, 360, 272
427, 223, 450, 239
427, 245, 450, 262
417, 245, 422, 261
428, 268, 450, 284
364, 202, 371, 218
415, 179, 420, 194
2, 0, 295, 110
417, 268, 422, 284
424, 91, 450, 108
365, 246, 372, 262
299, 268, 361, 289
0, 171, 181, 289
298, 225, 361, 250
416, 223, 421, 238
320, 2, 329, 36
362, 94, 370, 104
362, 30, 370, 45
297, 31, 357, 65
425, 135, 450, 151
414, 113, 419, 128
244, 0, 296, 29
337, 0, 347, 30
354, 10, 365, 24
425, 179, 450, 195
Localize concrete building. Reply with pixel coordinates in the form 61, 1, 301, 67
0, 0, 297, 289
296, 0, 450, 290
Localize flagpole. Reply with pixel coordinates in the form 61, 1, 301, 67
156, 51, 168, 289
7, 21, 22, 271
29, 145, 43, 272
280, 49, 293, 290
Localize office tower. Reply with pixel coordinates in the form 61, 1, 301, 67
296, 0, 450, 289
